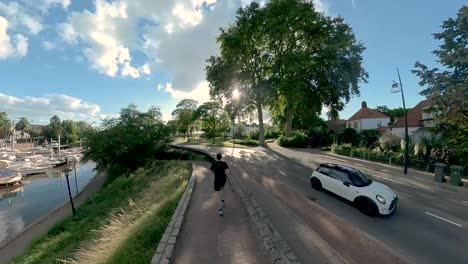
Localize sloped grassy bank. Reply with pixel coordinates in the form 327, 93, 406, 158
12, 161, 191, 264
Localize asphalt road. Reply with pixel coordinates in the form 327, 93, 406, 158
266, 143, 468, 264
183, 144, 468, 264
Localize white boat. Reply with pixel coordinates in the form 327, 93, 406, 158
7, 161, 52, 176
0, 170, 22, 186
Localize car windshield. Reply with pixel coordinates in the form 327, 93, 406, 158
349, 170, 372, 187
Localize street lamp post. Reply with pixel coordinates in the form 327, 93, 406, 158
64, 168, 77, 215
392, 68, 409, 174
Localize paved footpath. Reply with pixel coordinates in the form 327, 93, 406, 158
172, 162, 269, 264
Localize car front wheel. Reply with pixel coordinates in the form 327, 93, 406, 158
355, 197, 378, 216
310, 177, 322, 191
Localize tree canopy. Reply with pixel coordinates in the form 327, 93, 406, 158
82, 105, 170, 177
206, 0, 367, 142
413, 6, 468, 161
375, 105, 412, 125
171, 99, 199, 140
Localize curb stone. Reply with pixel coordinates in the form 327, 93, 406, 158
171, 145, 300, 264
150, 163, 197, 264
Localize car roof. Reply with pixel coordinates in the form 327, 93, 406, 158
319, 163, 360, 174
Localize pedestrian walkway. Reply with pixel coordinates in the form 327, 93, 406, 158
173, 162, 269, 264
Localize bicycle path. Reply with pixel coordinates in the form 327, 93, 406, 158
172, 162, 269, 264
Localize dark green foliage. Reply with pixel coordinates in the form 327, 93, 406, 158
265, 129, 281, 139
232, 139, 259, 146
249, 130, 259, 140
359, 130, 380, 148
82, 105, 171, 179
278, 131, 308, 148
375, 106, 412, 125
413, 6, 468, 165
337, 128, 358, 146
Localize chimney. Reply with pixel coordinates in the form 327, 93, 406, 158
362, 101, 367, 108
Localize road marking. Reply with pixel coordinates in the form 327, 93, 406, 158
425, 212, 463, 227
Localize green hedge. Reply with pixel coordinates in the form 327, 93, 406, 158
232, 139, 259, 146
278, 132, 308, 148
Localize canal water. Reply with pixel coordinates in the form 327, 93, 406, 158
0, 161, 96, 245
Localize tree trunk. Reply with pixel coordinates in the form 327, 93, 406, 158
285, 104, 293, 137
256, 102, 265, 146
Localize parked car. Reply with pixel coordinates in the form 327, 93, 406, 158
310, 163, 397, 216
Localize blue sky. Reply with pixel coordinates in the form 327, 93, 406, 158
0, 0, 465, 124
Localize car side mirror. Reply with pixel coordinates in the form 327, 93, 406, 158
343, 182, 350, 187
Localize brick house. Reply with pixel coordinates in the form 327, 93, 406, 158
388, 99, 435, 143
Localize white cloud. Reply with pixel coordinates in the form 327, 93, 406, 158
59, 0, 150, 78
159, 81, 211, 104
0, 2, 43, 35
0, 16, 28, 60
0, 93, 110, 124
41, 40, 56, 50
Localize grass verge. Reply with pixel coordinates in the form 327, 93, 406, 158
12, 160, 191, 264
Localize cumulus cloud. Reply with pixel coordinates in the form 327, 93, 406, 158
55, 0, 327, 98
159, 81, 211, 104
0, 16, 28, 60
59, 0, 150, 78
0, 2, 43, 35
0, 93, 112, 124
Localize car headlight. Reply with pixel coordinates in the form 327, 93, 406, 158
376, 195, 386, 204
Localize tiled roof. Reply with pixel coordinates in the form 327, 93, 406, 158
392, 99, 433, 128
348, 106, 389, 121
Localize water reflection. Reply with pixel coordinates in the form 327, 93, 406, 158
0, 162, 96, 245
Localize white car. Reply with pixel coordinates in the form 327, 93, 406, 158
310, 163, 397, 216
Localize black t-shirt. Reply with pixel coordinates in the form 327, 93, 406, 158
210, 160, 229, 181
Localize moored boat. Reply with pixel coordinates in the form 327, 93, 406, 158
0, 170, 22, 186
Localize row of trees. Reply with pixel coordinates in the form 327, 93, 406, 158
169, 99, 231, 143
206, 0, 368, 145
0, 112, 94, 144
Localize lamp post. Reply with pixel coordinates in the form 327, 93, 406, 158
64, 168, 77, 215
392, 68, 409, 174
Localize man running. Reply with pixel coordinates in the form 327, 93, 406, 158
210, 152, 229, 216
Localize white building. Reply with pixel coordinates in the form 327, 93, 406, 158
346, 102, 390, 132
388, 99, 435, 143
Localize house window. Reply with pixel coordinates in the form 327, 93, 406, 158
377, 120, 382, 128
354, 122, 358, 129
347, 123, 352, 128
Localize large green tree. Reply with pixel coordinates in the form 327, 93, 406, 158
172, 99, 198, 140
265, 0, 367, 136
413, 6, 468, 161
82, 105, 170, 177
206, 2, 273, 145
195, 101, 226, 143
43, 115, 63, 140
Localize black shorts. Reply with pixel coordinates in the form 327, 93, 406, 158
214, 179, 226, 191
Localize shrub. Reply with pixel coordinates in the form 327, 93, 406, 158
429, 147, 459, 165
338, 128, 358, 145
379, 132, 401, 151
265, 129, 281, 139
278, 131, 308, 148
233, 139, 259, 146
249, 130, 259, 140
359, 130, 379, 147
